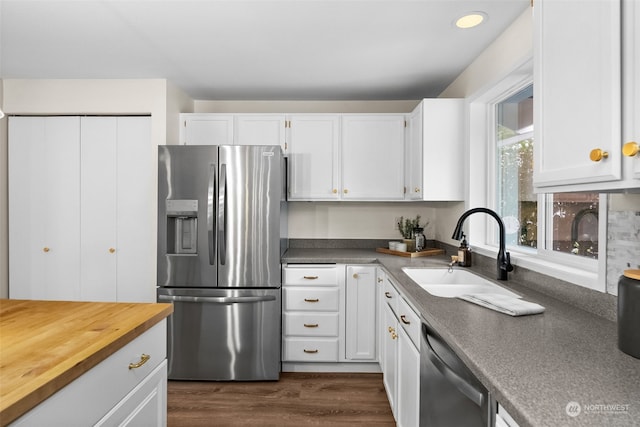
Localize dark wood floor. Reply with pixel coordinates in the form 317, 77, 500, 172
167, 372, 395, 426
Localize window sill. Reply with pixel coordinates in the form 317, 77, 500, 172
469, 244, 603, 292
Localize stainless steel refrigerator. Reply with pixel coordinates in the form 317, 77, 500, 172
157, 145, 286, 381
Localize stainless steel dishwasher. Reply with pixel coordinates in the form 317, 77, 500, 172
420, 322, 496, 426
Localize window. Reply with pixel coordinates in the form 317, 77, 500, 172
493, 83, 600, 262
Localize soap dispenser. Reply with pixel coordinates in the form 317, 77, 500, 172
457, 233, 472, 267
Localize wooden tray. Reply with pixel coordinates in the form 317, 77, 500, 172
376, 247, 445, 258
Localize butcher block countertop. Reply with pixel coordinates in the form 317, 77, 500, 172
0, 299, 173, 426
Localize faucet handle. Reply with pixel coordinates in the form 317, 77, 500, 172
505, 252, 514, 272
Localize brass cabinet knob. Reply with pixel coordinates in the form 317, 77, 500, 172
622, 141, 639, 157
332, 189, 337, 194
414, 187, 420, 193
43, 247, 50, 253
343, 189, 348, 194
589, 148, 609, 162
109, 248, 116, 254
377, 277, 383, 283
353, 273, 358, 279
388, 326, 395, 333
391, 332, 398, 340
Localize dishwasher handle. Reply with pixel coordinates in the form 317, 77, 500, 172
422, 323, 484, 407
158, 294, 276, 304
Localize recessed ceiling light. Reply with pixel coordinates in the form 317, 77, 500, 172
455, 12, 487, 29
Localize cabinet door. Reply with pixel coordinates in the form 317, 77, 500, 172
180, 114, 234, 145
8, 117, 81, 300
345, 265, 377, 360
341, 115, 405, 200
397, 326, 420, 427
421, 99, 465, 200
81, 118, 118, 302
235, 115, 286, 151
534, 0, 621, 188
288, 115, 340, 200
376, 267, 387, 366
95, 361, 167, 427
406, 104, 423, 200
382, 302, 398, 419
623, 0, 640, 179
116, 117, 155, 302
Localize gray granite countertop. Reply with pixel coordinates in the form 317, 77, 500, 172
282, 248, 640, 427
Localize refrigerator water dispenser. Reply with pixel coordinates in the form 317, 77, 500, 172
166, 199, 198, 254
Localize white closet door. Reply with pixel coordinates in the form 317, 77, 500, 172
81, 117, 117, 302
9, 116, 81, 300
116, 117, 154, 302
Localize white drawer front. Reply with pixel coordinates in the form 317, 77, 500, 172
284, 287, 340, 311
383, 278, 400, 314
283, 312, 339, 337
398, 297, 421, 348
283, 338, 339, 362
283, 266, 338, 286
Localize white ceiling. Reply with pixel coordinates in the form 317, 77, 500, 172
0, 0, 529, 100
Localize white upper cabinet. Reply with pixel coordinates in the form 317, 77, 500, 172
341, 115, 405, 200
287, 115, 340, 200
533, 0, 640, 191
180, 113, 234, 145
406, 99, 465, 201
623, 0, 640, 180
234, 115, 287, 151
179, 113, 286, 151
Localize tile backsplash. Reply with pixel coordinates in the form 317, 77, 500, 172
607, 194, 640, 295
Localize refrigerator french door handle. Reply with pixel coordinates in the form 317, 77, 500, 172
158, 294, 276, 304
207, 163, 216, 266
219, 163, 227, 265
423, 324, 484, 407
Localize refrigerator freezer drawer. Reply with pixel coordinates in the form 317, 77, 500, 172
283, 338, 339, 362
283, 312, 340, 337
158, 287, 281, 381
283, 288, 340, 311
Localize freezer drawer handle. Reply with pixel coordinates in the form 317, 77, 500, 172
304, 323, 319, 328
303, 349, 319, 354
303, 276, 319, 280
158, 294, 277, 304
304, 298, 320, 303
128, 354, 150, 370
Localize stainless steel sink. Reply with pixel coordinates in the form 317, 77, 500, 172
402, 267, 520, 299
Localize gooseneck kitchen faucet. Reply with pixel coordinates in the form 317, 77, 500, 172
452, 207, 514, 280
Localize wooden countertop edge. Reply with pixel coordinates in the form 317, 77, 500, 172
0, 303, 173, 426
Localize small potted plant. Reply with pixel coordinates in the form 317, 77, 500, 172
397, 215, 427, 252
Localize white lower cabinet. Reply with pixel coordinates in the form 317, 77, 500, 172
282, 265, 343, 363
382, 300, 399, 418
345, 265, 377, 361
12, 320, 167, 427
380, 278, 420, 427
282, 264, 380, 366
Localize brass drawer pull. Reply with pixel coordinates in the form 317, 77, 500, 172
388, 326, 395, 333
128, 354, 150, 370
303, 349, 319, 354
304, 323, 319, 328
384, 292, 392, 299
304, 298, 319, 303
303, 276, 319, 280
400, 315, 410, 325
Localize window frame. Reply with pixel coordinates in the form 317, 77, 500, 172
466, 58, 606, 292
